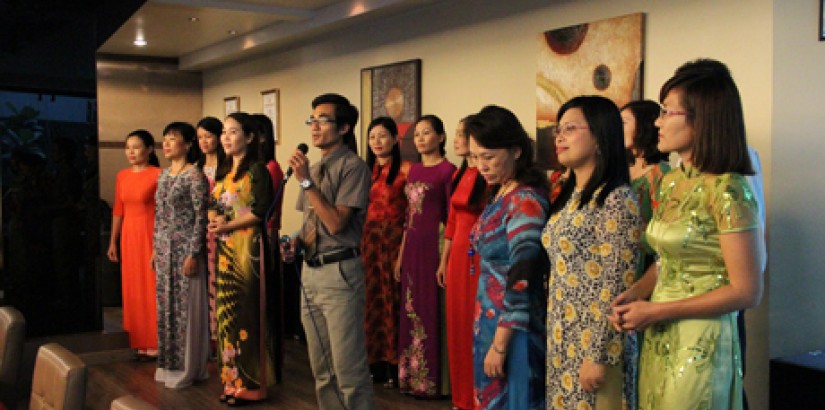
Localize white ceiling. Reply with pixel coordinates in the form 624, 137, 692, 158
98, 0, 439, 71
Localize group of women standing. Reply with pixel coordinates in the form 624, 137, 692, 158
106, 56, 762, 410
360, 58, 763, 410
107, 112, 284, 406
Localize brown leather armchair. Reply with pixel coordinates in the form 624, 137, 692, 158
29, 343, 86, 410
0, 306, 25, 407
110, 394, 159, 410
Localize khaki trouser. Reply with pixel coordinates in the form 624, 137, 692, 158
301, 256, 375, 410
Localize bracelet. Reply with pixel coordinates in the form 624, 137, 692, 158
491, 344, 506, 355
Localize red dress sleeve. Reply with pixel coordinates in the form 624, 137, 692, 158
266, 160, 285, 230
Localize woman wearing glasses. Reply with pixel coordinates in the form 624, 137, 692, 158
544, 96, 642, 409
610, 59, 763, 409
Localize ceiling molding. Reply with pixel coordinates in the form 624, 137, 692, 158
150, 0, 316, 21
178, 0, 429, 71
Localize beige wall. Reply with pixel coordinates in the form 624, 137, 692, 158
770, 0, 825, 358
97, 58, 203, 203
201, 0, 773, 407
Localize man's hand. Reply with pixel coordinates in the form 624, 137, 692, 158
288, 148, 311, 181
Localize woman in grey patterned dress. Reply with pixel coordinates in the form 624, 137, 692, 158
153, 121, 211, 389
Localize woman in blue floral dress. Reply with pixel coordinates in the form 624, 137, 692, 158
466, 105, 550, 409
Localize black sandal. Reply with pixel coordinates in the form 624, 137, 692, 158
219, 394, 232, 403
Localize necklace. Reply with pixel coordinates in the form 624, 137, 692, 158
170, 163, 189, 176
494, 179, 518, 201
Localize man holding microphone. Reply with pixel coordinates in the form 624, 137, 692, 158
285, 93, 374, 410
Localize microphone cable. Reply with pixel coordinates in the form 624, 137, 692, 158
281, 236, 350, 410
278, 142, 349, 410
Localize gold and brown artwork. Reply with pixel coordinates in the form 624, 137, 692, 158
536, 13, 644, 170
361, 59, 422, 162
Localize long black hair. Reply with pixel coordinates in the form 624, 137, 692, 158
215, 112, 259, 183
125, 129, 160, 167
550, 96, 629, 215
465, 105, 549, 197
451, 117, 487, 211
195, 116, 225, 168
621, 100, 669, 166
415, 114, 447, 158
252, 113, 276, 163
365, 116, 402, 185
162, 121, 200, 164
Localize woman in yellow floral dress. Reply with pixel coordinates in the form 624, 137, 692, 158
544, 96, 642, 410
610, 59, 764, 410
208, 112, 275, 406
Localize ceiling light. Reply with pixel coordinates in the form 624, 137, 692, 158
189, 17, 199, 22
133, 38, 147, 47
228, 30, 237, 35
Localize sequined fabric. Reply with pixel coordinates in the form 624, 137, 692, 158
639, 165, 758, 410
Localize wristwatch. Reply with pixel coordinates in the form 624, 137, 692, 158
299, 178, 314, 190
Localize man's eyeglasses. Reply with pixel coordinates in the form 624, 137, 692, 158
305, 117, 337, 127
659, 108, 688, 118
553, 123, 589, 138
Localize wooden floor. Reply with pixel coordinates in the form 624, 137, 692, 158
85, 338, 454, 410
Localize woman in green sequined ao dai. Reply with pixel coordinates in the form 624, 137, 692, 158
609, 59, 765, 410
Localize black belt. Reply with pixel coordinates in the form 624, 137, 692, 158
305, 248, 360, 268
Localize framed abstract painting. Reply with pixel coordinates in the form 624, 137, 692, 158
536, 13, 644, 170
360, 59, 421, 162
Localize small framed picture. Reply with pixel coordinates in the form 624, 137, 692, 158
261, 89, 280, 144
819, 0, 825, 40
224, 96, 240, 116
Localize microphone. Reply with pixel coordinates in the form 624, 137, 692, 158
284, 143, 309, 181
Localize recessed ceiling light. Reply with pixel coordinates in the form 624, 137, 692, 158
228, 30, 237, 35
133, 38, 147, 47
189, 17, 199, 22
